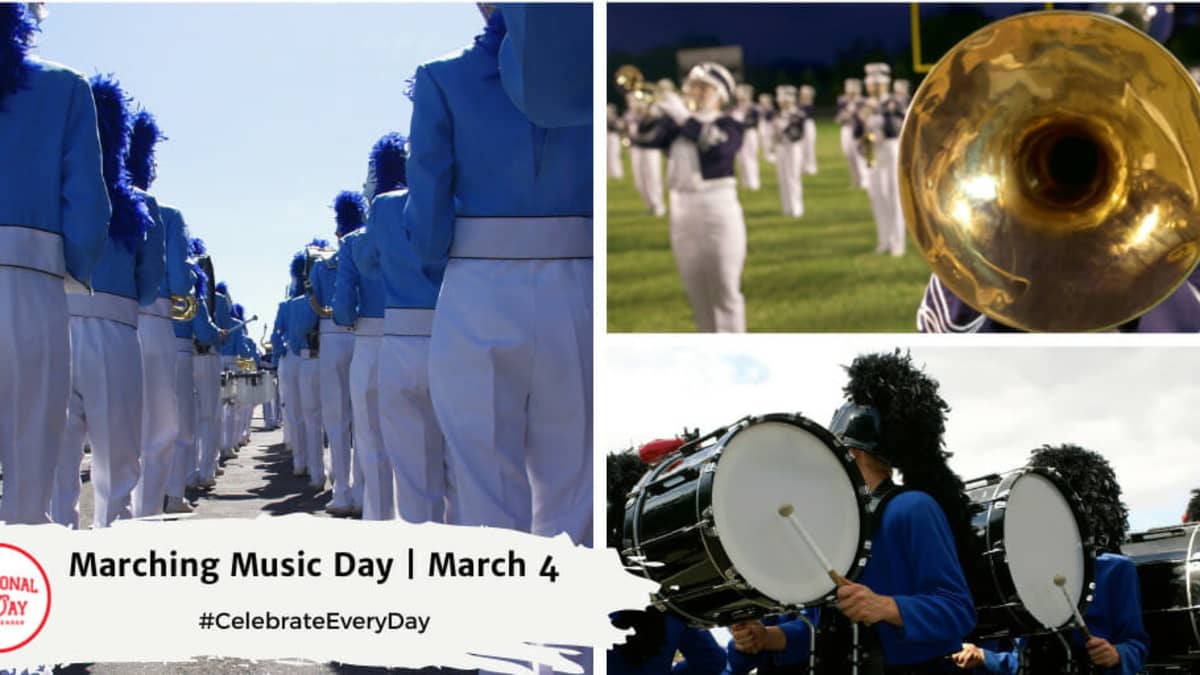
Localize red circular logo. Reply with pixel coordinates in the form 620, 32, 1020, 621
0, 544, 50, 652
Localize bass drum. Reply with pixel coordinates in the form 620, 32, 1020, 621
1123, 523, 1200, 668
965, 468, 1096, 638
621, 413, 872, 627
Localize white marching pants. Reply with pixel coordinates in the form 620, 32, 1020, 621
278, 354, 305, 473
606, 132, 623, 179
380, 326, 444, 524
133, 311, 178, 517
670, 186, 747, 334
192, 352, 221, 482
775, 140, 805, 218
429, 257, 593, 544
841, 125, 865, 189
297, 354, 325, 486
867, 138, 906, 256
737, 128, 761, 191
803, 119, 818, 175
52, 314, 143, 529
262, 376, 279, 428
350, 329, 393, 520
759, 120, 776, 163
167, 342, 194, 499
633, 147, 666, 217
0, 268, 69, 525
320, 328, 355, 507
219, 355, 236, 452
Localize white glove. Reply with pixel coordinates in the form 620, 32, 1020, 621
656, 91, 691, 126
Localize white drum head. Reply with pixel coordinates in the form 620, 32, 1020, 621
1002, 472, 1086, 629
710, 420, 862, 605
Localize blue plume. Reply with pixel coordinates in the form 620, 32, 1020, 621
290, 251, 305, 281
190, 261, 208, 298
188, 237, 207, 257
216, 281, 228, 296
126, 109, 165, 190
333, 191, 367, 236
474, 7, 506, 57
90, 73, 152, 253
370, 132, 407, 194
0, 4, 37, 111
309, 238, 330, 249
232, 303, 245, 321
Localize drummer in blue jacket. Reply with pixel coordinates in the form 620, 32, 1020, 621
0, 3, 110, 525
273, 289, 302, 473
408, 3, 592, 543
187, 239, 225, 490
52, 74, 161, 529
954, 445, 1149, 675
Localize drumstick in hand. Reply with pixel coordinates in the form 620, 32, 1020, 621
778, 503, 849, 587
1054, 574, 1092, 639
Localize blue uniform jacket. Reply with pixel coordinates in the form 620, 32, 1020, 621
215, 293, 243, 356
607, 613, 727, 675
271, 300, 289, 357
726, 611, 818, 674
404, 11, 592, 277
283, 296, 318, 355
308, 256, 337, 314
90, 204, 160, 305
332, 228, 385, 325
977, 553, 1150, 675
0, 58, 110, 284
371, 190, 439, 310
134, 188, 166, 305
497, 3, 591, 128
157, 204, 193, 300
176, 299, 221, 347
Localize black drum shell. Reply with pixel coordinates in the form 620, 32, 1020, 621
1123, 524, 1200, 667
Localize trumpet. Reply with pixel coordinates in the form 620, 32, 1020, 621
898, 10, 1200, 331
615, 64, 657, 103
170, 294, 198, 322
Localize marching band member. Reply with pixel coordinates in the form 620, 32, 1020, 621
259, 343, 280, 431
837, 78, 866, 189
165, 261, 221, 514
235, 328, 258, 445
625, 95, 647, 209
357, 132, 421, 522
917, 268, 1200, 333
955, 445, 1149, 674
273, 281, 306, 478
52, 74, 161, 529
893, 79, 911, 109
311, 192, 365, 517
757, 92, 776, 164
127, 110, 180, 518
286, 248, 325, 491
189, 240, 223, 489
409, 4, 591, 541
630, 93, 667, 218
1186, 488, 1200, 523
218, 299, 248, 460
860, 64, 906, 257
799, 84, 818, 176
633, 62, 746, 334
0, 3, 110, 525
772, 84, 805, 219
607, 103, 624, 179
732, 83, 761, 191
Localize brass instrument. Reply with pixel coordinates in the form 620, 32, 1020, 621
236, 356, 256, 373
898, 10, 1200, 331
170, 293, 197, 322
615, 64, 656, 103
303, 244, 336, 318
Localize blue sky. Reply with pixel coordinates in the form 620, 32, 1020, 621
34, 2, 480, 335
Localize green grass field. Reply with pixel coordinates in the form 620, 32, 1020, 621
607, 120, 932, 332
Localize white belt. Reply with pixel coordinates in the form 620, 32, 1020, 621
320, 318, 354, 335
355, 317, 384, 337
0, 225, 66, 277
176, 337, 195, 353
384, 308, 434, 337
139, 297, 172, 319
66, 291, 138, 328
449, 216, 592, 260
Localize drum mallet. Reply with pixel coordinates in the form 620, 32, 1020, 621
778, 503, 849, 587
1053, 574, 1092, 639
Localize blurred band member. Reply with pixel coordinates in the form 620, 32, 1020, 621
52, 74, 160, 529
214, 281, 239, 460
188, 239, 223, 489
732, 83, 761, 191
757, 92, 776, 164
286, 248, 324, 489
126, 110, 178, 517
635, 62, 746, 333
334, 139, 400, 521
273, 269, 306, 479
409, 4, 592, 542
0, 3, 109, 525
954, 445, 1149, 674
607, 103, 624, 180
799, 84, 818, 176
630, 91, 667, 217
837, 78, 866, 189
773, 84, 805, 219
311, 192, 366, 516
893, 79, 911, 109
861, 64, 906, 257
